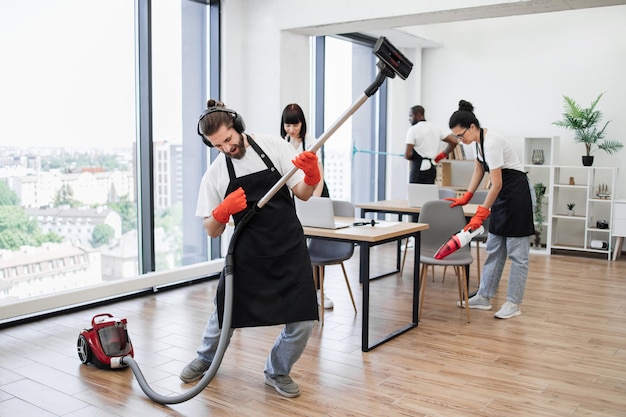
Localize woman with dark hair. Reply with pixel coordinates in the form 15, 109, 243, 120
281, 103, 334, 309
281, 103, 329, 198
445, 100, 534, 319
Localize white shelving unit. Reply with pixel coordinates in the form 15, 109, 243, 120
548, 166, 618, 259
523, 137, 558, 252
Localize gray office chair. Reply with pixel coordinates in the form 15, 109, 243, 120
468, 189, 490, 285
442, 188, 490, 285
438, 187, 458, 200
400, 187, 456, 276
308, 200, 357, 325
418, 199, 474, 322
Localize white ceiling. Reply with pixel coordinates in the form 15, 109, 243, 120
289, 0, 626, 47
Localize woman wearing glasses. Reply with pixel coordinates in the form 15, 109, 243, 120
445, 100, 534, 319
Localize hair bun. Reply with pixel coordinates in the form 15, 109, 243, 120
458, 100, 474, 113
207, 99, 225, 108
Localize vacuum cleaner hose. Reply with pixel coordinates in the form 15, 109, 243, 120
121, 210, 255, 404
118, 37, 412, 405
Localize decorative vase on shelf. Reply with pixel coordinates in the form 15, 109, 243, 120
531, 149, 545, 165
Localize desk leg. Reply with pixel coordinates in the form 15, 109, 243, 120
363, 232, 420, 352
360, 242, 371, 352
613, 236, 623, 261
412, 231, 420, 324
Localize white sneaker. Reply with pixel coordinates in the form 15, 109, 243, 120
457, 293, 492, 310
316, 290, 334, 309
494, 301, 521, 319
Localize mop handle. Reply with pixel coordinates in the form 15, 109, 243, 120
256, 93, 368, 209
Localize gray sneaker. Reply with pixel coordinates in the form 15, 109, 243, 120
180, 358, 211, 383
264, 373, 301, 398
495, 301, 521, 319
457, 293, 492, 310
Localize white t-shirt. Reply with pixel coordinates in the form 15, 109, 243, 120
195, 134, 304, 217
476, 130, 523, 172
406, 120, 449, 171
286, 134, 322, 158
405, 120, 449, 159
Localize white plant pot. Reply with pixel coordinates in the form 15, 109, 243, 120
567, 210, 574, 216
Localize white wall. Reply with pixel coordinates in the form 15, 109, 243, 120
220, 1, 626, 199
221, 0, 312, 136
413, 6, 626, 198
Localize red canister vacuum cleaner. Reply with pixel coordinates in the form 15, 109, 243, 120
77, 313, 134, 369
76, 36, 413, 405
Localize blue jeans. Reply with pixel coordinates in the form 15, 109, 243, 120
477, 233, 530, 304
196, 297, 314, 376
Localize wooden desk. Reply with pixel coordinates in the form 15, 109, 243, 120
356, 200, 478, 218
303, 217, 428, 352
356, 200, 479, 290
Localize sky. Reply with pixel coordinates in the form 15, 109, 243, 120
0, 0, 182, 149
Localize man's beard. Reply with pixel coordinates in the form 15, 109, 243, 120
226, 133, 247, 159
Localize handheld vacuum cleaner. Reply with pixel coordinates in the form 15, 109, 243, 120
76, 36, 413, 405
434, 226, 485, 260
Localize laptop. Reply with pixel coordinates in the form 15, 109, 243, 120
294, 197, 352, 229
407, 183, 441, 207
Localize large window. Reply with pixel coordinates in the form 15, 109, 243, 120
151, 0, 209, 271
0, 0, 217, 322
318, 36, 387, 203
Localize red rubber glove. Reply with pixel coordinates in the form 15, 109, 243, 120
292, 151, 321, 186
464, 205, 490, 232
445, 191, 474, 208
434, 151, 447, 163
212, 187, 247, 224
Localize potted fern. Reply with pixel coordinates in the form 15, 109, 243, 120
553, 93, 623, 166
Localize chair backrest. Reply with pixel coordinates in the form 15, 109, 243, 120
438, 187, 457, 200
469, 189, 489, 204
419, 200, 471, 257
308, 200, 355, 264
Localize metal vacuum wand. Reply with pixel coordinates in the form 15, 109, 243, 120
257, 36, 412, 209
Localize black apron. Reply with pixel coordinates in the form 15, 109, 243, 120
216, 136, 319, 328
476, 129, 535, 237
408, 121, 437, 184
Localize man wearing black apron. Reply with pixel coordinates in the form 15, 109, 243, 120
180, 100, 319, 398
446, 100, 534, 320
404, 105, 458, 185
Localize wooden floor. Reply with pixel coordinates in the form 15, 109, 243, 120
1, 243, 625, 417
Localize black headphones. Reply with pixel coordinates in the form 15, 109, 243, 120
196, 107, 246, 147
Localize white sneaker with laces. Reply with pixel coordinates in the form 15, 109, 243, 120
316, 290, 334, 309
457, 293, 492, 310
495, 301, 521, 319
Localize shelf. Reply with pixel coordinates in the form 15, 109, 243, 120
553, 214, 586, 220
548, 165, 618, 260
586, 227, 610, 233
553, 184, 588, 189
551, 243, 584, 250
